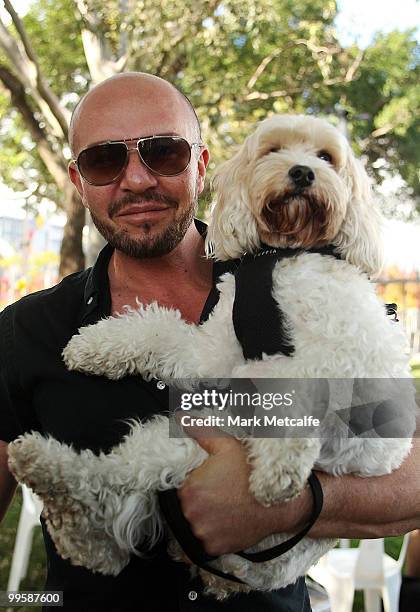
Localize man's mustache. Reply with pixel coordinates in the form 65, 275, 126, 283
109, 191, 178, 217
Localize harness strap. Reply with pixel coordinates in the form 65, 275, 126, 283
158, 471, 323, 584
237, 472, 323, 562
233, 245, 341, 360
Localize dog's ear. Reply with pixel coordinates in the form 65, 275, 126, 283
334, 150, 384, 276
206, 136, 260, 260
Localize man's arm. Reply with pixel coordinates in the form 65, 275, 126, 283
178, 433, 420, 557
0, 441, 18, 524
308, 434, 420, 539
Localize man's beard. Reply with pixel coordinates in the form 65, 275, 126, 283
89, 189, 198, 259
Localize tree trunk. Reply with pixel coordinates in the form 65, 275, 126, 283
58, 189, 85, 278
85, 216, 107, 269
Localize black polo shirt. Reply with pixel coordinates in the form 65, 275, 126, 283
0, 220, 310, 611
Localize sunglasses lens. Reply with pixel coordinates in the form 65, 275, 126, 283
78, 143, 127, 185
139, 137, 191, 176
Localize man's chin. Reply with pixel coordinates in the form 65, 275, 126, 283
109, 233, 179, 259
90, 208, 195, 259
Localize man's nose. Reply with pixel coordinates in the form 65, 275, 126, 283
118, 147, 158, 191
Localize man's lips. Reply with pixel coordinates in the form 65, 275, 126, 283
115, 203, 172, 217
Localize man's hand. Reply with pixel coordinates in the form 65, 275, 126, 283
177, 426, 420, 556
177, 432, 312, 556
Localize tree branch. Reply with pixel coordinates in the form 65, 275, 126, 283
244, 87, 302, 101
344, 49, 364, 82
0, 63, 69, 192
359, 124, 395, 151
157, 0, 220, 78
294, 38, 341, 55
74, 0, 127, 83
246, 38, 342, 93
2, 0, 70, 139
0, 61, 85, 274
246, 49, 281, 90
244, 49, 365, 102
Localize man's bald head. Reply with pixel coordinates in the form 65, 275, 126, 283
69, 72, 201, 156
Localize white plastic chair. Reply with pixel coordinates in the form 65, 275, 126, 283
306, 576, 331, 611
307, 535, 410, 612
7, 485, 43, 591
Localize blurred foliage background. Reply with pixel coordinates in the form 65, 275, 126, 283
0, 0, 419, 276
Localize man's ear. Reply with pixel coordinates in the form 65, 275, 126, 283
196, 146, 210, 195
68, 161, 86, 204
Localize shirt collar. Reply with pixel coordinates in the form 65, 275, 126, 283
81, 242, 113, 326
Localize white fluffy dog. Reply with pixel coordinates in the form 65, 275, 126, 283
8, 115, 415, 599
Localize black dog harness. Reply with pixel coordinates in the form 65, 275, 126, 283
233, 245, 341, 360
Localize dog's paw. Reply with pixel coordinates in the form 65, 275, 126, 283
8, 433, 65, 495
245, 438, 320, 505
249, 465, 307, 505
45, 506, 131, 575
8, 433, 101, 503
62, 319, 137, 379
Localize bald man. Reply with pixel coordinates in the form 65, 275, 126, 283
1, 73, 419, 612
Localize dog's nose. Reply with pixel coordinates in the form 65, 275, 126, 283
288, 165, 315, 188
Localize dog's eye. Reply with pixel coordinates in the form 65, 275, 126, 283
268, 147, 280, 153
317, 150, 333, 164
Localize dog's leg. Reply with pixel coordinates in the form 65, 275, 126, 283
7, 433, 130, 575
227, 359, 323, 504
245, 437, 321, 505
108, 416, 208, 553
63, 298, 244, 380
62, 303, 191, 379
317, 436, 414, 478
8, 418, 209, 575
317, 378, 416, 477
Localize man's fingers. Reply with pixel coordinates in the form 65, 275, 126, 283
175, 410, 236, 454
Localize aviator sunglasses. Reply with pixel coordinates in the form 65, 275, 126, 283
74, 135, 203, 186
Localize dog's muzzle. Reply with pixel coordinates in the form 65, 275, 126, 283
262, 191, 326, 235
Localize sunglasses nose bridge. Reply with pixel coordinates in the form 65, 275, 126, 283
126, 144, 139, 153
125, 142, 149, 169
118, 143, 158, 187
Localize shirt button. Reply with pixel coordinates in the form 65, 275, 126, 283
188, 591, 198, 601
157, 380, 166, 390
